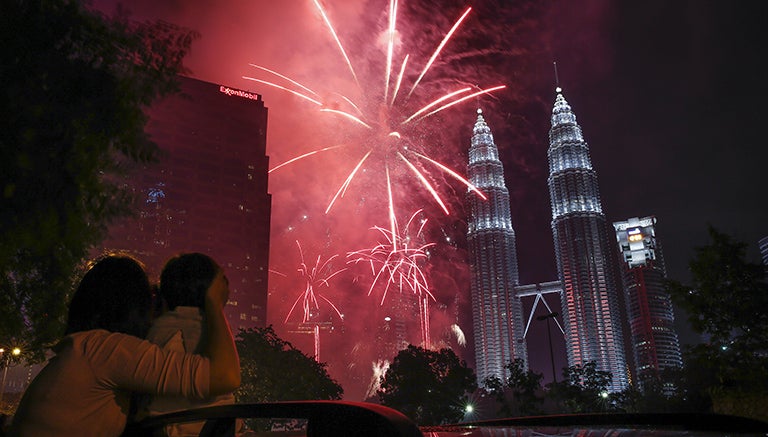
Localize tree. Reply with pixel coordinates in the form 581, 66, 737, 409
546, 361, 612, 413
484, 359, 544, 418
612, 369, 691, 414
0, 0, 197, 360
667, 226, 768, 354
665, 226, 768, 420
378, 345, 477, 425
505, 358, 544, 415
235, 326, 343, 403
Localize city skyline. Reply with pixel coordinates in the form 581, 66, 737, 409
90, 0, 768, 393
91, 0, 768, 289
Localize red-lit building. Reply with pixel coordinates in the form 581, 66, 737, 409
613, 216, 682, 387
100, 76, 271, 332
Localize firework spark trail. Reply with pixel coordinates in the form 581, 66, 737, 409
242, 76, 323, 106
245, 1, 497, 216
268, 146, 341, 174
365, 359, 391, 399
401, 87, 471, 124
248, 63, 320, 98
325, 150, 372, 214
408, 85, 507, 123
284, 240, 347, 324
398, 152, 449, 215
311, 0, 360, 88
451, 323, 466, 346
384, 0, 398, 102
389, 54, 409, 107
411, 151, 487, 200
386, 167, 397, 248
346, 210, 436, 305
318, 108, 373, 129
405, 6, 472, 99
268, 269, 288, 277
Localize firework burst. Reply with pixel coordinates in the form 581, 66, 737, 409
347, 207, 436, 348
346, 209, 434, 305
246, 0, 493, 217
284, 240, 346, 325
365, 359, 391, 399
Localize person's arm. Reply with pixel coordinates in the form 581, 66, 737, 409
202, 271, 241, 395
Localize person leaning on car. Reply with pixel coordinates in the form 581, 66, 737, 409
8, 254, 240, 437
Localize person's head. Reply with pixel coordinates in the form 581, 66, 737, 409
159, 252, 220, 310
65, 254, 153, 338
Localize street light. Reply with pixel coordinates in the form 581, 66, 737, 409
0, 345, 22, 405
536, 311, 559, 384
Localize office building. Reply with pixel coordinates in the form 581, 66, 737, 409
100, 77, 271, 333
467, 109, 528, 385
614, 216, 683, 386
547, 87, 628, 391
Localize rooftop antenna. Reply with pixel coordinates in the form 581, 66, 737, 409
553, 61, 561, 93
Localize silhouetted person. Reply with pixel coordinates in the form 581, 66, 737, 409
9, 254, 240, 437
141, 253, 238, 436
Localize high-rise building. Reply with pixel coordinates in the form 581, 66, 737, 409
547, 87, 628, 391
759, 236, 768, 267
100, 77, 271, 333
613, 216, 683, 386
467, 109, 528, 385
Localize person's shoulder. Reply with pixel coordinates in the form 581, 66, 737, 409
54, 330, 149, 361
170, 306, 204, 319
73, 329, 148, 349
151, 306, 203, 325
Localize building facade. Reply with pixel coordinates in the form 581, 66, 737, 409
467, 109, 528, 386
547, 88, 628, 391
100, 77, 271, 333
613, 216, 683, 386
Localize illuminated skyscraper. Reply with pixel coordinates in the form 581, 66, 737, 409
547, 88, 628, 391
467, 109, 528, 385
101, 77, 271, 333
614, 216, 683, 386
760, 236, 768, 267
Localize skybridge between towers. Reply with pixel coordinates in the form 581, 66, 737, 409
518, 281, 565, 338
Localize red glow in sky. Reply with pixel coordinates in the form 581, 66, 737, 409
92, 0, 768, 399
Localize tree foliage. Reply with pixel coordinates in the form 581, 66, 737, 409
235, 326, 343, 403
0, 0, 197, 360
665, 226, 768, 419
378, 344, 477, 425
547, 361, 612, 413
667, 226, 768, 352
484, 358, 544, 417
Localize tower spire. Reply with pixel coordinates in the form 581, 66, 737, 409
553, 61, 560, 91
547, 86, 629, 392
467, 109, 528, 385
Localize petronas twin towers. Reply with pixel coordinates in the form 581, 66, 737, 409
467, 109, 528, 385
467, 88, 629, 392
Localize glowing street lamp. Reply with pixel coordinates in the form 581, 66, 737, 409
0, 345, 23, 404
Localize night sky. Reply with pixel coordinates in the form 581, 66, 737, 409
93, 0, 768, 396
